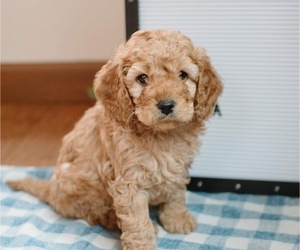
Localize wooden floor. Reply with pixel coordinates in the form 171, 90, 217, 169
1, 102, 93, 166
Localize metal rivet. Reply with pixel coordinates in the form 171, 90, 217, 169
197, 181, 203, 188
235, 183, 241, 190
274, 186, 280, 193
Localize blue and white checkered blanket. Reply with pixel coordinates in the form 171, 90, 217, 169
1, 167, 299, 250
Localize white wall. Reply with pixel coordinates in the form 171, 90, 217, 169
1, 0, 126, 63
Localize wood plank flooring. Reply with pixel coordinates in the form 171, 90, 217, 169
1, 103, 93, 166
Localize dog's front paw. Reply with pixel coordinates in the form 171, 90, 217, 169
122, 242, 156, 250
121, 227, 157, 250
159, 211, 196, 234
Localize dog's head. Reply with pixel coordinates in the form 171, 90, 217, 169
94, 30, 223, 132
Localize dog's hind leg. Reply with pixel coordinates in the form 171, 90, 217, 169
7, 179, 51, 204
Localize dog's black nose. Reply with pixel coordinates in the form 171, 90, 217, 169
157, 99, 175, 115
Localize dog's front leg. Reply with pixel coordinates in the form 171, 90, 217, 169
159, 187, 196, 234
110, 183, 156, 250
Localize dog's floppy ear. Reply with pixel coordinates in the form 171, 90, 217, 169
93, 52, 134, 126
193, 48, 223, 123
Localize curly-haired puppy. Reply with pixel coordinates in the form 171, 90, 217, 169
7, 30, 223, 250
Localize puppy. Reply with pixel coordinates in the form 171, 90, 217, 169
7, 30, 223, 250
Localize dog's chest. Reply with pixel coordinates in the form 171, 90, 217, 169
143, 135, 198, 205
109, 130, 199, 204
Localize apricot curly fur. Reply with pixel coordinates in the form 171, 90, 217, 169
7, 30, 223, 250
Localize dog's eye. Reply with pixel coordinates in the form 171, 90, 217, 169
179, 71, 188, 80
136, 74, 148, 85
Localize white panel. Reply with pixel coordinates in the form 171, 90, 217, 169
139, 0, 299, 182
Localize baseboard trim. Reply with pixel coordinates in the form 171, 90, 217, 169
1, 62, 105, 103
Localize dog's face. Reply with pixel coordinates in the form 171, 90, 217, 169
94, 30, 223, 131
123, 40, 199, 130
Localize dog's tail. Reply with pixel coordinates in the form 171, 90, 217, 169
7, 179, 51, 204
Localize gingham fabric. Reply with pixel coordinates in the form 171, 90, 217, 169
1, 167, 299, 250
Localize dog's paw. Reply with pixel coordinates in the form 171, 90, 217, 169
122, 242, 157, 250
121, 223, 157, 250
124, 246, 156, 250
159, 211, 196, 234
